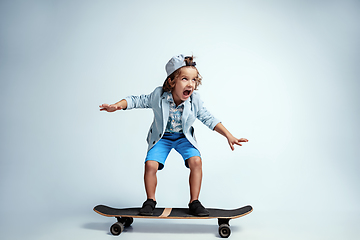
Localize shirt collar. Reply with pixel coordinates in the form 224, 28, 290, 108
165, 91, 185, 107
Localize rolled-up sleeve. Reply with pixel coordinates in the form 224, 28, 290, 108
124, 91, 153, 110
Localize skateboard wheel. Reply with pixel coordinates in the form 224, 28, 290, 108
110, 222, 124, 236
219, 224, 231, 238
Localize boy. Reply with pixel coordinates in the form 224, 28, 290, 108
99, 54, 248, 216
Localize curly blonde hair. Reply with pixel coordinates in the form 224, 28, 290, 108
162, 56, 202, 92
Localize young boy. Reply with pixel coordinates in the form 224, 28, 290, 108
99, 54, 248, 216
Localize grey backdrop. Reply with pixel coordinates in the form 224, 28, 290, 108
1, 0, 359, 239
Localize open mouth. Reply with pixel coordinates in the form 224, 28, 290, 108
183, 90, 191, 97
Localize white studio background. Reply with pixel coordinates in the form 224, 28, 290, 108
1, 0, 359, 240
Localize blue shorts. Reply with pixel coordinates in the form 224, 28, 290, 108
145, 132, 201, 170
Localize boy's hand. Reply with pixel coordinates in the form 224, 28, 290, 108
227, 136, 248, 151
99, 103, 122, 112
214, 123, 248, 151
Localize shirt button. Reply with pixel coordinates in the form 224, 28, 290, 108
159, 134, 161, 137
153, 141, 156, 144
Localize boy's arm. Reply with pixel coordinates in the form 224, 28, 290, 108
214, 122, 248, 151
99, 99, 127, 112
99, 86, 161, 112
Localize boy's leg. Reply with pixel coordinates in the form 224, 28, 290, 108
187, 156, 203, 203
187, 156, 209, 216
140, 160, 159, 216
141, 134, 172, 215
144, 160, 159, 201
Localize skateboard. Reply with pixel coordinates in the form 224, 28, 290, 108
93, 204, 253, 238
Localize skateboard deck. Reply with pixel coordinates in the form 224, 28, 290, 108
94, 204, 253, 238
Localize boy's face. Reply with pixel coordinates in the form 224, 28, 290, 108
170, 67, 198, 106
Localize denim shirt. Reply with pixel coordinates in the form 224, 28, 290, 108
125, 87, 221, 151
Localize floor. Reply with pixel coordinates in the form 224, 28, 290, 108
2, 209, 359, 240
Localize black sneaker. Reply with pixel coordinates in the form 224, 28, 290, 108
139, 199, 157, 216
188, 200, 209, 216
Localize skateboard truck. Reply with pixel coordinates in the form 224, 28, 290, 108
110, 217, 134, 235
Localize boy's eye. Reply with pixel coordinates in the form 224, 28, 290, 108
182, 78, 187, 81
192, 78, 196, 82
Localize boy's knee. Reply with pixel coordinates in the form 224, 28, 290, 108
187, 156, 202, 170
145, 160, 159, 173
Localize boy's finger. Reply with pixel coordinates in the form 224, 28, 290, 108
234, 140, 242, 146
